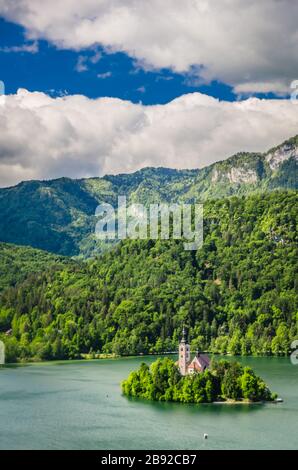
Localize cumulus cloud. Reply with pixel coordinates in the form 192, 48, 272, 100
0, 89, 297, 187
0, 0, 297, 94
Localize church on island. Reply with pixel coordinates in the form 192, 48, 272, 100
177, 327, 210, 376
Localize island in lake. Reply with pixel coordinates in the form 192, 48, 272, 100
122, 357, 276, 404
122, 331, 276, 404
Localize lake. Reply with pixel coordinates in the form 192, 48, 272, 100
0, 356, 297, 450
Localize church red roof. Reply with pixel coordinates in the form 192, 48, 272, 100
187, 353, 210, 372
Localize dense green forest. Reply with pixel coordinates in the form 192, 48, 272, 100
122, 358, 275, 403
0, 242, 72, 292
0, 136, 296, 257
0, 190, 297, 362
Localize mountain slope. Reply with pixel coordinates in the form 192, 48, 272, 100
0, 242, 73, 292
0, 135, 297, 257
0, 191, 297, 362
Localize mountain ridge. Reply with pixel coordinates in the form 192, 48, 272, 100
0, 135, 297, 257
3, 134, 298, 189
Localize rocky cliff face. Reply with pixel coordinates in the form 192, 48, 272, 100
211, 167, 259, 184
265, 140, 298, 170
209, 135, 297, 186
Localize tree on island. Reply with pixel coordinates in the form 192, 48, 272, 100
121, 358, 276, 403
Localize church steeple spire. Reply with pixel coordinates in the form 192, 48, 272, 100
181, 325, 187, 343
178, 325, 190, 376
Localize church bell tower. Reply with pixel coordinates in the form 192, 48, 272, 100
179, 327, 190, 375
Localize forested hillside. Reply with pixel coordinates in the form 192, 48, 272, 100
0, 242, 71, 292
0, 191, 296, 362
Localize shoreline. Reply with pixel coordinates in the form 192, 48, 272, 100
212, 400, 263, 405
0, 352, 291, 366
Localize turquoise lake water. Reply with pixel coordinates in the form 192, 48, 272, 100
0, 356, 297, 450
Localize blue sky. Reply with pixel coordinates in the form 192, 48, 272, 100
0, 17, 280, 105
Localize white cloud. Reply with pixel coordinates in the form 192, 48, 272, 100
97, 71, 112, 79
0, 0, 297, 94
75, 49, 102, 72
75, 55, 89, 73
0, 40, 38, 53
234, 82, 292, 97
0, 89, 297, 187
